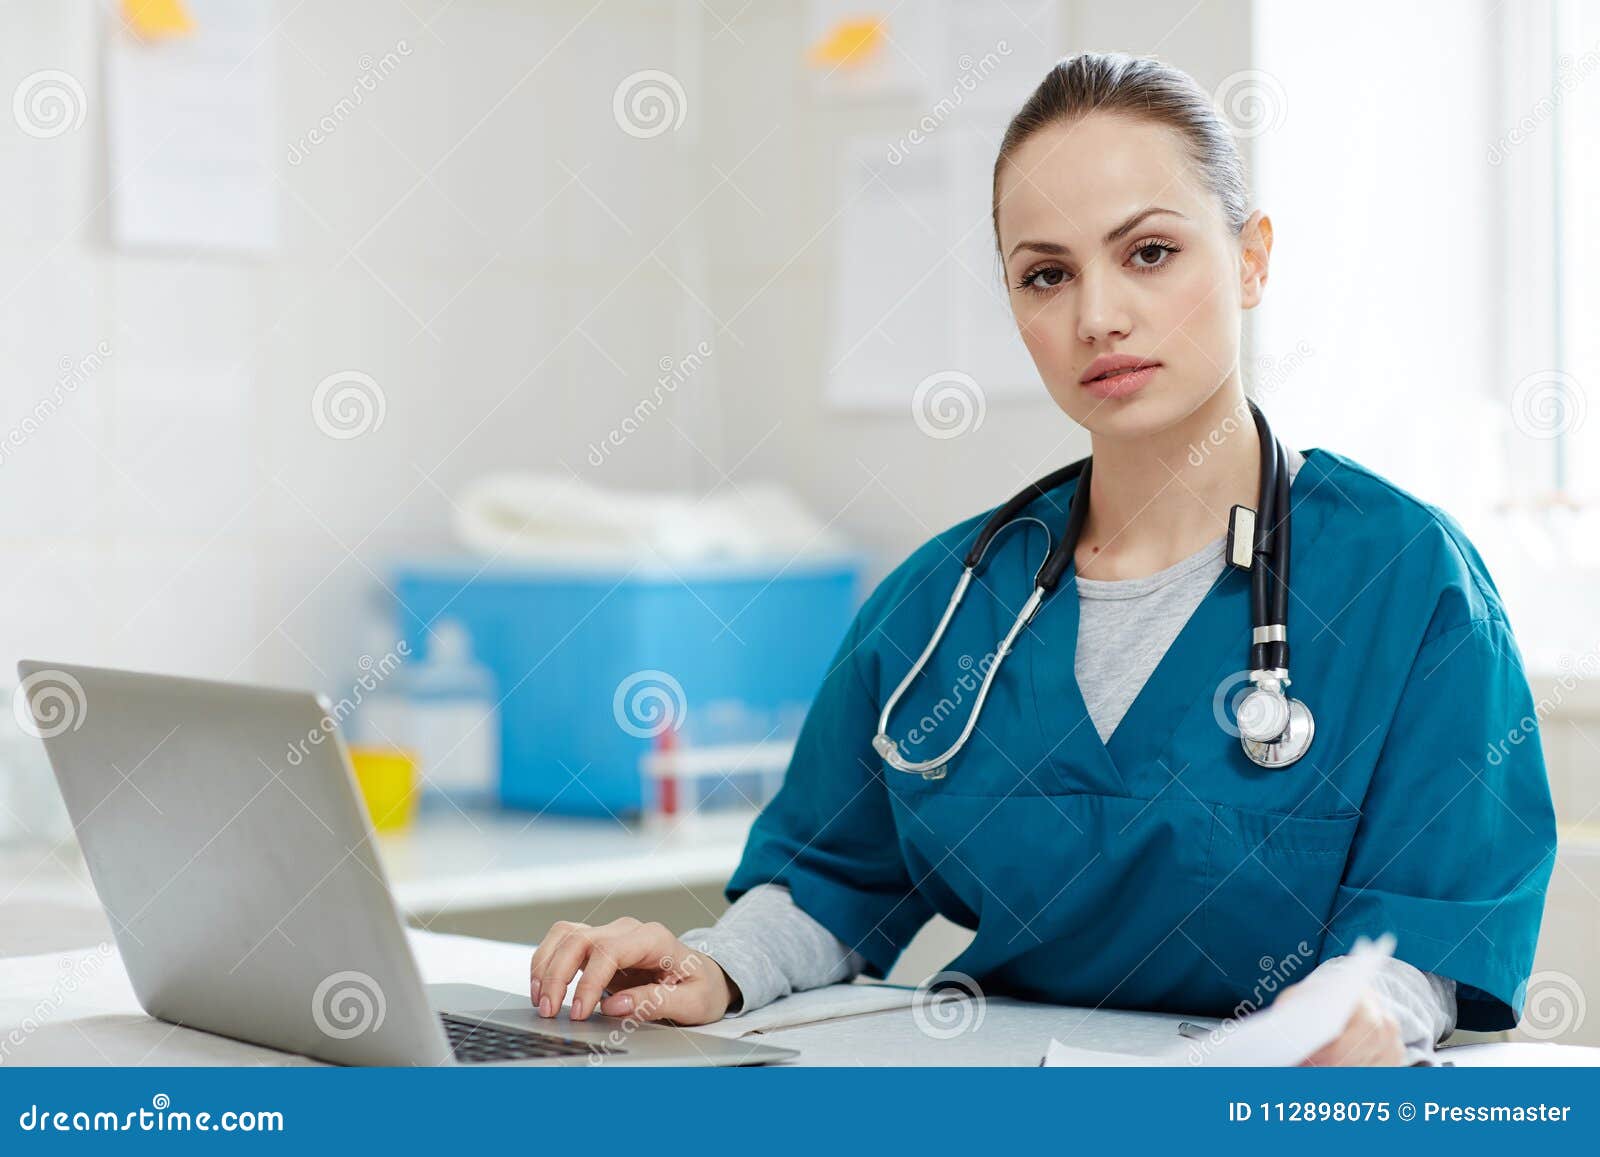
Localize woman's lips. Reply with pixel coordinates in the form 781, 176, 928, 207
1080, 363, 1159, 399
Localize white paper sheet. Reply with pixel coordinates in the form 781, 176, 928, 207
819, 0, 1063, 412
824, 136, 954, 410
106, 0, 277, 254
1044, 936, 1397, 1067
691, 981, 917, 1039
1440, 1042, 1600, 1067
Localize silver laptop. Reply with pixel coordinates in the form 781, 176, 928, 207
19, 660, 796, 1068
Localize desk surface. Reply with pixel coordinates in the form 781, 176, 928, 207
4, 931, 1598, 1068
0, 930, 1202, 1067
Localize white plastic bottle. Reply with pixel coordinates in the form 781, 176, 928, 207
407, 620, 500, 811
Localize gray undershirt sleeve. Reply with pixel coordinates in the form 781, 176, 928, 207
680, 883, 866, 1016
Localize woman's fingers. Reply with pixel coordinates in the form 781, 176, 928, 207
529, 917, 655, 1018
1300, 994, 1405, 1066
569, 922, 675, 1020
535, 922, 613, 1016
525, 916, 733, 1026
527, 920, 583, 1007
600, 971, 718, 1026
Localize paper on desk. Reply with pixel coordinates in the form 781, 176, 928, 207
1045, 935, 1397, 1068
691, 981, 917, 1039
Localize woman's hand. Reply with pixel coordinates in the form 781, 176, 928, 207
1274, 982, 1406, 1066
527, 917, 739, 1026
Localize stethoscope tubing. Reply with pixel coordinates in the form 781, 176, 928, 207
873, 400, 1308, 778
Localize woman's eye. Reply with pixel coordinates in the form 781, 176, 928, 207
1129, 240, 1179, 270
1018, 266, 1067, 293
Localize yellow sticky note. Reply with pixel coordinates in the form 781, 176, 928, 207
807, 17, 885, 69
123, 0, 195, 40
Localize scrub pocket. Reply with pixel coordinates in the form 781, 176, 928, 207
1201, 807, 1359, 1006
885, 780, 1227, 1013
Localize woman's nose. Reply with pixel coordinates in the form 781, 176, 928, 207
1073, 260, 1132, 344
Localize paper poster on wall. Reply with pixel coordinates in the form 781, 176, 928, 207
823, 136, 956, 412
820, 1, 1061, 412
946, 124, 1042, 399
947, 0, 1061, 110
823, 127, 1044, 412
107, 0, 277, 254
804, 0, 943, 101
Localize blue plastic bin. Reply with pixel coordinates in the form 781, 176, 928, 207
389, 556, 862, 816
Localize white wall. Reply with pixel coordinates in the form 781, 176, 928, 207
0, 0, 1252, 693
1, 0, 692, 691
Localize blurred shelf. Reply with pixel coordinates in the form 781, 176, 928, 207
0, 807, 756, 951
1557, 823, 1600, 852
375, 807, 755, 918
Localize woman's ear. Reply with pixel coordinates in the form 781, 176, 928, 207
1239, 210, 1272, 309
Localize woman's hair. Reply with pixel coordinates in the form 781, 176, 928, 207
991, 51, 1250, 258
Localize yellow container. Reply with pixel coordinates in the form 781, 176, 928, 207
348, 746, 419, 832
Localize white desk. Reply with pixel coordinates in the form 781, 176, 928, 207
5, 931, 1598, 1067
0, 930, 1224, 1067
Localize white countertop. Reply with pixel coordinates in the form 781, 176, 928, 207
0, 807, 754, 955
372, 807, 752, 916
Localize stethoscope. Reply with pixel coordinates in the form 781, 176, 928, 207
872, 400, 1314, 779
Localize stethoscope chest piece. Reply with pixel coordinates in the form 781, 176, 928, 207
1238, 690, 1315, 769
871, 401, 1314, 781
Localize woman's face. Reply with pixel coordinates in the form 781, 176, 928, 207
995, 113, 1267, 440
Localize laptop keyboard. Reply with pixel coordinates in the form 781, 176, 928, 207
440, 1012, 624, 1063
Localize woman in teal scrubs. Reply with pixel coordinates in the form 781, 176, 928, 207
529, 53, 1556, 1063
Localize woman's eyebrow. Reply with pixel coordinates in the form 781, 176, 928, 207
1007, 207, 1189, 259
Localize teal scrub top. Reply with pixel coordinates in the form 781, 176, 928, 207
727, 448, 1557, 1031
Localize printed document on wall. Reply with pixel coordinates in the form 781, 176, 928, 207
824, 136, 954, 411
107, 0, 278, 254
